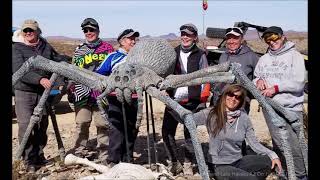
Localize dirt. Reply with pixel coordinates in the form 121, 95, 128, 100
13, 94, 301, 180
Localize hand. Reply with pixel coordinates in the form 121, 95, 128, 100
271, 158, 282, 175
261, 87, 276, 97
256, 79, 267, 91
40, 78, 52, 89
160, 90, 169, 97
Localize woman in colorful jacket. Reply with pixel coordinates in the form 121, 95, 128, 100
69, 18, 114, 164
193, 84, 282, 180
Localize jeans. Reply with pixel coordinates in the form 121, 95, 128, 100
74, 104, 109, 161
106, 96, 138, 163
162, 101, 202, 163
210, 155, 272, 180
15, 90, 49, 165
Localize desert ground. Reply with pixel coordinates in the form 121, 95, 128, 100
12, 36, 308, 180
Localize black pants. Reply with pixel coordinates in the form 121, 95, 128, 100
209, 155, 272, 180
106, 96, 138, 163
162, 101, 201, 163
14, 90, 49, 165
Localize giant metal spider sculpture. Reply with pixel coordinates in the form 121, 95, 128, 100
13, 38, 307, 180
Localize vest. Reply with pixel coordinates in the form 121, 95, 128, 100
168, 45, 204, 102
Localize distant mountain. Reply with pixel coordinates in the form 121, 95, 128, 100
159, 33, 178, 40
46, 36, 82, 41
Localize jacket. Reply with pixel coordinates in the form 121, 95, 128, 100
70, 39, 114, 107
193, 108, 279, 164
12, 37, 59, 93
167, 45, 210, 103
253, 41, 305, 112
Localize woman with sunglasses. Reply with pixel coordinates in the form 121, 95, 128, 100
12, 19, 62, 172
68, 17, 114, 163
95, 28, 140, 167
193, 84, 282, 180
253, 26, 307, 180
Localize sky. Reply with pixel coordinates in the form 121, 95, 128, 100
12, 0, 308, 39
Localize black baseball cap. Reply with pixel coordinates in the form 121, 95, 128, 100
117, 29, 140, 42
81, 18, 99, 30
262, 26, 283, 38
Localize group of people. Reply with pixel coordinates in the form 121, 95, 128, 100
12, 18, 307, 180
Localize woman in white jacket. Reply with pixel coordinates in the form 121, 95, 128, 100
253, 26, 307, 180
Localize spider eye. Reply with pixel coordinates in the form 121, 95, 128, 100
123, 76, 129, 82
115, 76, 120, 82
130, 69, 136, 75
125, 70, 130, 74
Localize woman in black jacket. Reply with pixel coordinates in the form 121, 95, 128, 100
12, 19, 60, 173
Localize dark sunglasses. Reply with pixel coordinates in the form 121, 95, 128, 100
83, 27, 96, 33
225, 27, 243, 35
23, 28, 35, 33
81, 19, 98, 28
226, 92, 242, 100
180, 25, 197, 34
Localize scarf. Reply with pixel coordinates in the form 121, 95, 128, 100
226, 110, 241, 123
181, 43, 195, 53
85, 38, 102, 49
268, 43, 286, 56
23, 37, 40, 47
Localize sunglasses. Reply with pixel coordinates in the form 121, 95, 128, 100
83, 27, 96, 33
226, 92, 242, 100
264, 33, 281, 44
23, 28, 35, 33
180, 25, 197, 34
225, 27, 243, 35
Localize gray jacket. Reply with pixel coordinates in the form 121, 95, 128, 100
193, 108, 278, 164
219, 44, 259, 81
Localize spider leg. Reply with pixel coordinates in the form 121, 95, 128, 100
160, 72, 235, 90
160, 61, 230, 90
146, 86, 210, 180
96, 85, 114, 129
12, 55, 106, 91
134, 87, 144, 130
123, 88, 133, 105
115, 88, 124, 103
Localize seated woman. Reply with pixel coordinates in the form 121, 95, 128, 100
193, 84, 282, 180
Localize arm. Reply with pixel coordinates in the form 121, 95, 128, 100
192, 107, 212, 126
12, 45, 44, 85
244, 115, 279, 160
199, 53, 211, 102
95, 54, 113, 76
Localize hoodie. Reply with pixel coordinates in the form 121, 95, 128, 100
253, 41, 305, 112
219, 44, 259, 81
193, 108, 279, 164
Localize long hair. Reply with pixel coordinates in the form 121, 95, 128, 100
206, 84, 247, 137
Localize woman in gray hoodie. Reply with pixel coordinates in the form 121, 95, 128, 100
193, 84, 282, 180
253, 26, 307, 180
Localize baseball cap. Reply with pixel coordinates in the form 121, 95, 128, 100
117, 29, 140, 42
180, 23, 198, 35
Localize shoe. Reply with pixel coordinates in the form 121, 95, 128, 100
168, 161, 183, 176
106, 162, 117, 169
25, 164, 37, 173
183, 162, 193, 176
36, 155, 52, 166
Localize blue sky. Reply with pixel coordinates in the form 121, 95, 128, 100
12, 0, 308, 38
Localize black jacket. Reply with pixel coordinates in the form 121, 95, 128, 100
12, 37, 60, 93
